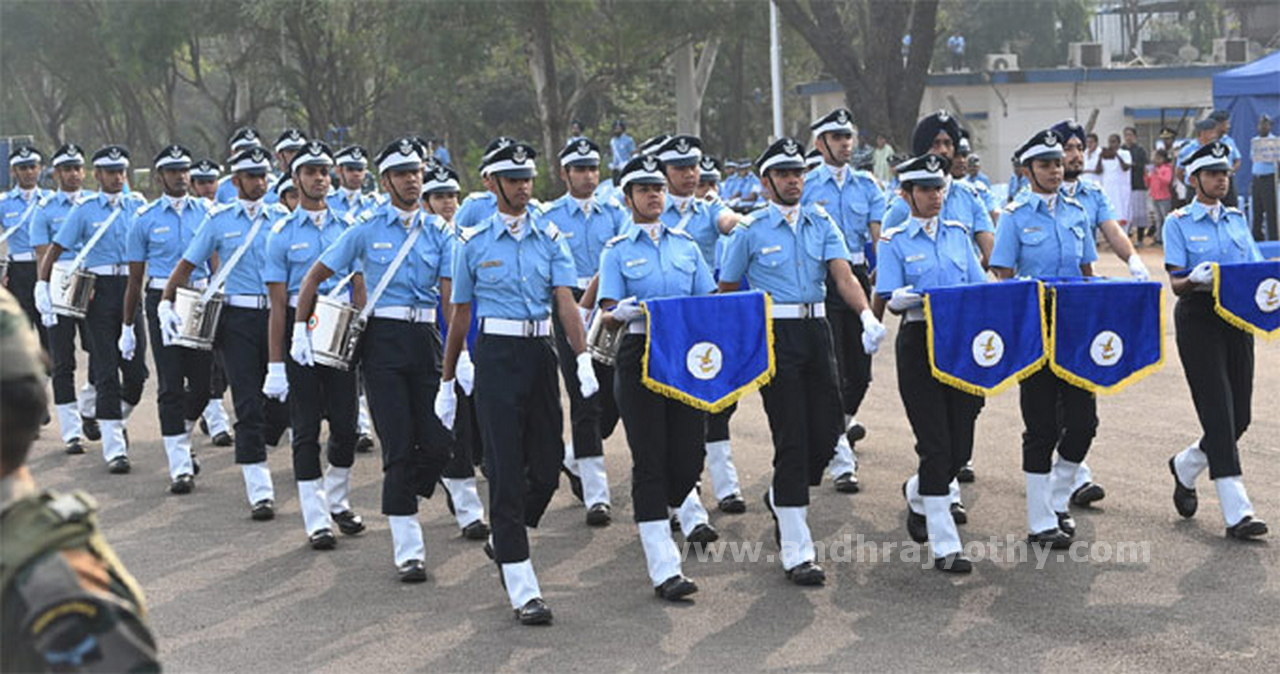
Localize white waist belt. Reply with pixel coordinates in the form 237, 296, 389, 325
147, 278, 208, 291
771, 302, 826, 319
576, 276, 592, 290
86, 264, 128, 276
371, 306, 435, 323
7, 252, 35, 262
226, 294, 268, 309
288, 294, 299, 309
481, 317, 552, 337
850, 251, 867, 265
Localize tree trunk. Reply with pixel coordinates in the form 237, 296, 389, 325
526, 0, 564, 193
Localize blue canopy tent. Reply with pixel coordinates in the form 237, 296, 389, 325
1213, 51, 1280, 197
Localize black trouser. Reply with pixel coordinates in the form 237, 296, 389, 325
614, 334, 707, 522
473, 332, 563, 564
1018, 367, 1096, 473
48, 315, 94, 406
895, 322, 984, 495
759, 318, 844, 507
144, 289, 210, 436
216, 305, 288, 464
85, 275, 148, 420
552, 288, 620, 458
1252, 173, 1277, 241
1175, 294, 1252, 479
359, 318, 451, 515
442, 388, 482, 479
824, 262, 871, 417
284, 307, 357, 482
5, 260, 48, 351
209, 350, 229, 399
706, 402, 736, 443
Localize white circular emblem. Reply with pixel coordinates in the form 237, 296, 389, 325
513, 146, 528, 163
1255, 277, 1280, 313
675, 138, 691, 154
1089, 330, 1123, 367
686, 341, 723, 380
1212, 144, 1228, 158
971, 330, 1004, 368
783, 139, 799, 155
576, 140, 590, 154
398, 139, 414, 155
925, 155, 941, 172
642, 156, 658, 172
937, 110, 950, 122
836, 110, 848, 124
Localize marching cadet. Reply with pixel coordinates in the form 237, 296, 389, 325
598, 154, 717, 600
419, 163, 490, 541
1, 288, 161, 673
1164, 141, 1267, 540
264, 141, 367, 550
296, 138, 456, 581
187, 158, 236, 448
273, 177, 299, 212
718, 138, 887, 585
264, 128, 307, 206
327, 145, 375, 218
875, 154, 987, 573
720, 160, 742, 206
733, 160, 763, 212
805, 149, 823, 172
36, 145, 149, 474
161, 145, 290, 520
215, 126, 266, 203
802, 107, 888, 494
29, 144, 96, 455
120, 145, 210, 494
2, 146, 51, 340
438, 140, 600, 625
189, 159, 221, 203
696, 155, 722, 202
454, 136, 517, 231
989, 129, 1096, 549
541, 137, 626, 527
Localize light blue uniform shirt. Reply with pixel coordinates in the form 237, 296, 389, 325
182, 201, 288, 296
326, 189, 376, 219
126, 197, 210, 281
319, 203, 453, 310
720, 174, 741, 204
874, 217, 986, 296
1007, 174, 1028, 202
264, 207, 354, 295
802, 163, 886, 256
455, 191, 497, 231
1162, 201, 1261, 269
1, 187, 49, 256
734, 174, 763, 208
883, 178, 994, 237
451, 206, 577, 320
609, 134, 635, 171
719, 202, 851, 304
29, 191, 82, 260
54, 192, 146, 267
1061, 179, 1118, 229
659, 195, 727, 267
597, 223, 716, 304
214, 176, 238, 204
990, 192, 1097, 278
540, 193, 627, 281
1251, 133, 1276, 176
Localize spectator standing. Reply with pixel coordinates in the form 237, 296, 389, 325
1209, 109, 1243, 207
1082, 133, 1102, 186
1251, 114, 1277, 241
1099, 133, 1133, 233
609, 119, 635, 173
1145, 149, 1174, 244
947, 34, 965, 71
871, 134, 896, 184
1123, 127, 1151, 244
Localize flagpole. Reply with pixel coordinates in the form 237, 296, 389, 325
769, 0, 783, 141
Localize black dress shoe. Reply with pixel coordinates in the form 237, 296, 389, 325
561, 466, 584, 503
82, 416, 101, 441
355, 434, 375, 453
1056, 511, 1076, 536
398, 559, 427, 583
956, 464, 976, 483
1070, 482, 1106, 507
950, 502, 968, 525
251, 499, 275, 521
65, 438, 86, 455
1027, 528, 1073, 549
1226, 516, 1268, 540
906, 510, 928, 544
1168, 456, 1197, 519
333, 510, 365, 535
461, 519, 490, 540
212, 431, 233, 447
785, 560, 826, 586
107, 456, 131, 474
515, 597, 552, 625
718, 493, 747, 514
654, 574, 698, 601
934, 553, 973, 574
685, 523, 719, 546
846, 421, 867, 444
309, 528, 337, 550
169, 474, 194, 495
834, 472, 860, 493
586, 503, 612, 527
763, 492, 781, 547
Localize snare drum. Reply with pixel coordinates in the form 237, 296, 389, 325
585, 310, 626, 366
310, 295, 363, 370
50, 265, 95, 319
172, 286, 223, 351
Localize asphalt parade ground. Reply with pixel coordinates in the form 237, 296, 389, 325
26, 248, 1278, 672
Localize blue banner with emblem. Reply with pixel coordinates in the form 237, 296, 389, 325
1213, 261, 1280, 340
642, 291, 774, 412
1048, 279, 1165, 394
924, 280, 1047, 396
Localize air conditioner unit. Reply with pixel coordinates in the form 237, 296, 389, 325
1212, 38, 1248, 63
984, 53, 1019, 71
1069, 42, 1108, 68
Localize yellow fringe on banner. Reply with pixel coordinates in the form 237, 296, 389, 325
640, 293, 777, 413
924, 281, 1048, 397
1047, 285, 1166, 395
1211, 263, 1280, 340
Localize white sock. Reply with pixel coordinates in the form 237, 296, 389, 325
924, 495, 963, 557
55, 403, 84, 443
202, 398, 230, 436
78, 383, 97, 418
162, 434, 193, 479
324, 466, 353, 514
638, 519, 682, 586
827, 434, 857, 479
1072, 460, 1093, 491
388, 515, 425, 566
1214, 476, 1255, 528
297, 479, 333, 535
501, 559, 542, 609
773, 488, 815, 570
948, 478, 963, 506
562, 442, 579, 476
676, 487, 709, 536
577, 456, 611, 508
241, 462, 275, 504
904, 474, 924, 515
100, 419, 127, 462
1024, 472, 1058, 534
704, 440, 741, 500
1173, 443, 1208, 489
441, 477, 485, 529
1049, 458, 1082, 513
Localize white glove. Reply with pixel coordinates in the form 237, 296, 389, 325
41, 311, 59, 328
576, 351, 599, 399
262, 362, 289, 401
1187, 261, 1214, 286
434, 379, 457, 430
860, 309, 886, 355
35, 280, 54, 316
158, 299, 183, 346
118, 324, 136, 361
289, 321, 314, 366
886, 285, 924, 313
456, 350, 475, 396
609, 298, 644, 324
1127, 254, 1151, 282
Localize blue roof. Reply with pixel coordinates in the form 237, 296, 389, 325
1212, 50, 1280, 97
797, 64, 1234, 97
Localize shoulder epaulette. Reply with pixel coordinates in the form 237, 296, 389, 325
270, 217, 289, 234
1225, 206, 1243, 215
809, 203, 831, 218
880, 225, 906, 241
950, 179, 976, 195
735, 215, 756, 230
668, 228, 695, 241
457, 225, 482, 243
942, 219, 970, 232
74, 192, 96, 205
137, 199, 162, 215
604, 233, 629, 248
543, 221, 561, 240
1170, 207, 1188, 218
1062, 196, 1085, 210
208, 202, 235, 216
431, 214, 450, 232
462, 191, 488, 204
1004, 199, 1028, 213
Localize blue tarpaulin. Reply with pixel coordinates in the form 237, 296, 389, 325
1213, 51, 1280, 196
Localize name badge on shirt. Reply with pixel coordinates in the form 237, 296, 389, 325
905, 254, 926, 262
1022, 227, 1042, 233
152, 226, 171, 234
562, 231, 575, 238
372, 242, 393, 250
290, 242, 310, 250
625, 258, 648, 268
224, 231, 242, 239
1188, 235, 1209, 242
761, 245, 782, 255
480, 259, 503, 269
